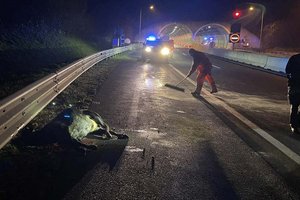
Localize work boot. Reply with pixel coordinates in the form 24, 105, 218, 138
290, 125, 300, 134
211, 85, 218, 94
191, 91, 200, 97
211, 89, 218, 94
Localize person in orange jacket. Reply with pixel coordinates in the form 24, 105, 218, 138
186, 48, 217, 96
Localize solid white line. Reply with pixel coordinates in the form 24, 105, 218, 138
168, 63, 300, 165
212, 65, 221, 69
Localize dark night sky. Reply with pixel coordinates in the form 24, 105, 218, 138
87, 0, 294, 22
86, 0, 295, 34
0, 0, 296, 37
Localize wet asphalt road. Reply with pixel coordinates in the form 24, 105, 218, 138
170, 50, 300, 167
171, 49, 299, 151
64, 50, 299, 199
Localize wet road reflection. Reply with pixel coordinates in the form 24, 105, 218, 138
141, 63, 167, 90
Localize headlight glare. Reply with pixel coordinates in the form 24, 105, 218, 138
161, 47, 170, 55
145, 47, 152, 52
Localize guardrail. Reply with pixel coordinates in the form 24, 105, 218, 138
0, 44, 141, 149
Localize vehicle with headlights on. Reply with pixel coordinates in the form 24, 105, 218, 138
141, 39, 173, 63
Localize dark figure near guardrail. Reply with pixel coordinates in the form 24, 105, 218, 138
286, 53, 300, 134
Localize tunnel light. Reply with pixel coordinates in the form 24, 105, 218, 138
160, 47, 170, 55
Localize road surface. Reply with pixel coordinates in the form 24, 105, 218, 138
64, 49, 300, 200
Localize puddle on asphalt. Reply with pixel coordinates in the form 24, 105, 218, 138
144, 78, 164, 88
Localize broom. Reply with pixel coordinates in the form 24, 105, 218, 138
164, 77, 187, 92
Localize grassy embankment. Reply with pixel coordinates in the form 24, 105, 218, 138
0, 24, 105, 100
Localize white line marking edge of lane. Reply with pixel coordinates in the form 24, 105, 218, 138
212, 65, 221, 69
168, 63, 300, 165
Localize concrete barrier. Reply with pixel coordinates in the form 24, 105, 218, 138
265, 56, 289, 72
204, 48, 291, 73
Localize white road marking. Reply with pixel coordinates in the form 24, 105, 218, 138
168, 63, 300, 166
125, 146, 143, 152
182, 53, 188, 56
177, 110, 186, 114
212, 65, 221, 69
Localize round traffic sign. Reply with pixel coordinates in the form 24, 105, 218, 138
230, 33, 240, 43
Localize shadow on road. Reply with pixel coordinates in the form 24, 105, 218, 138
193, 95, 300, 198
0, 110, 128, 200
197, 141, 239, 200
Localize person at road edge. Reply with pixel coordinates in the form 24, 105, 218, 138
186, 48, 218, 96
285, 53, 300, 134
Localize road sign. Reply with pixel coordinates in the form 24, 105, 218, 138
229, 33, 240, 43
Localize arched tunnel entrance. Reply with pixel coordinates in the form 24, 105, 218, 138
142, 22, 257, 50
156, 23, 230, 49
193, 23, 230, 49
158, 23, 193, 48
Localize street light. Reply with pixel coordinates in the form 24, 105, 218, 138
139, 4, 155, 42
248, 3, 266, 49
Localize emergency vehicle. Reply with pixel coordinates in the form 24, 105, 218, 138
141, 35, 174, 62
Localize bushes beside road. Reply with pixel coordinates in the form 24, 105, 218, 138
0, 22, 109, 100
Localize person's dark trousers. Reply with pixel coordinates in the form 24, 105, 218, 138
290, 103, 299, 128
289, 91, 300, 131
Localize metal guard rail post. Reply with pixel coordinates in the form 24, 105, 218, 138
0, 44, 141, 149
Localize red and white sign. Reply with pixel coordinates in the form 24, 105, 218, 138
229, 33, 240, 43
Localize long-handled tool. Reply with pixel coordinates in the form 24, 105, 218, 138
164, 76, 187, 92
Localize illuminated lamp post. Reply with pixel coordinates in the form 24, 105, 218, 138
139, 5, 155, 42
248, 3, 266, 49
